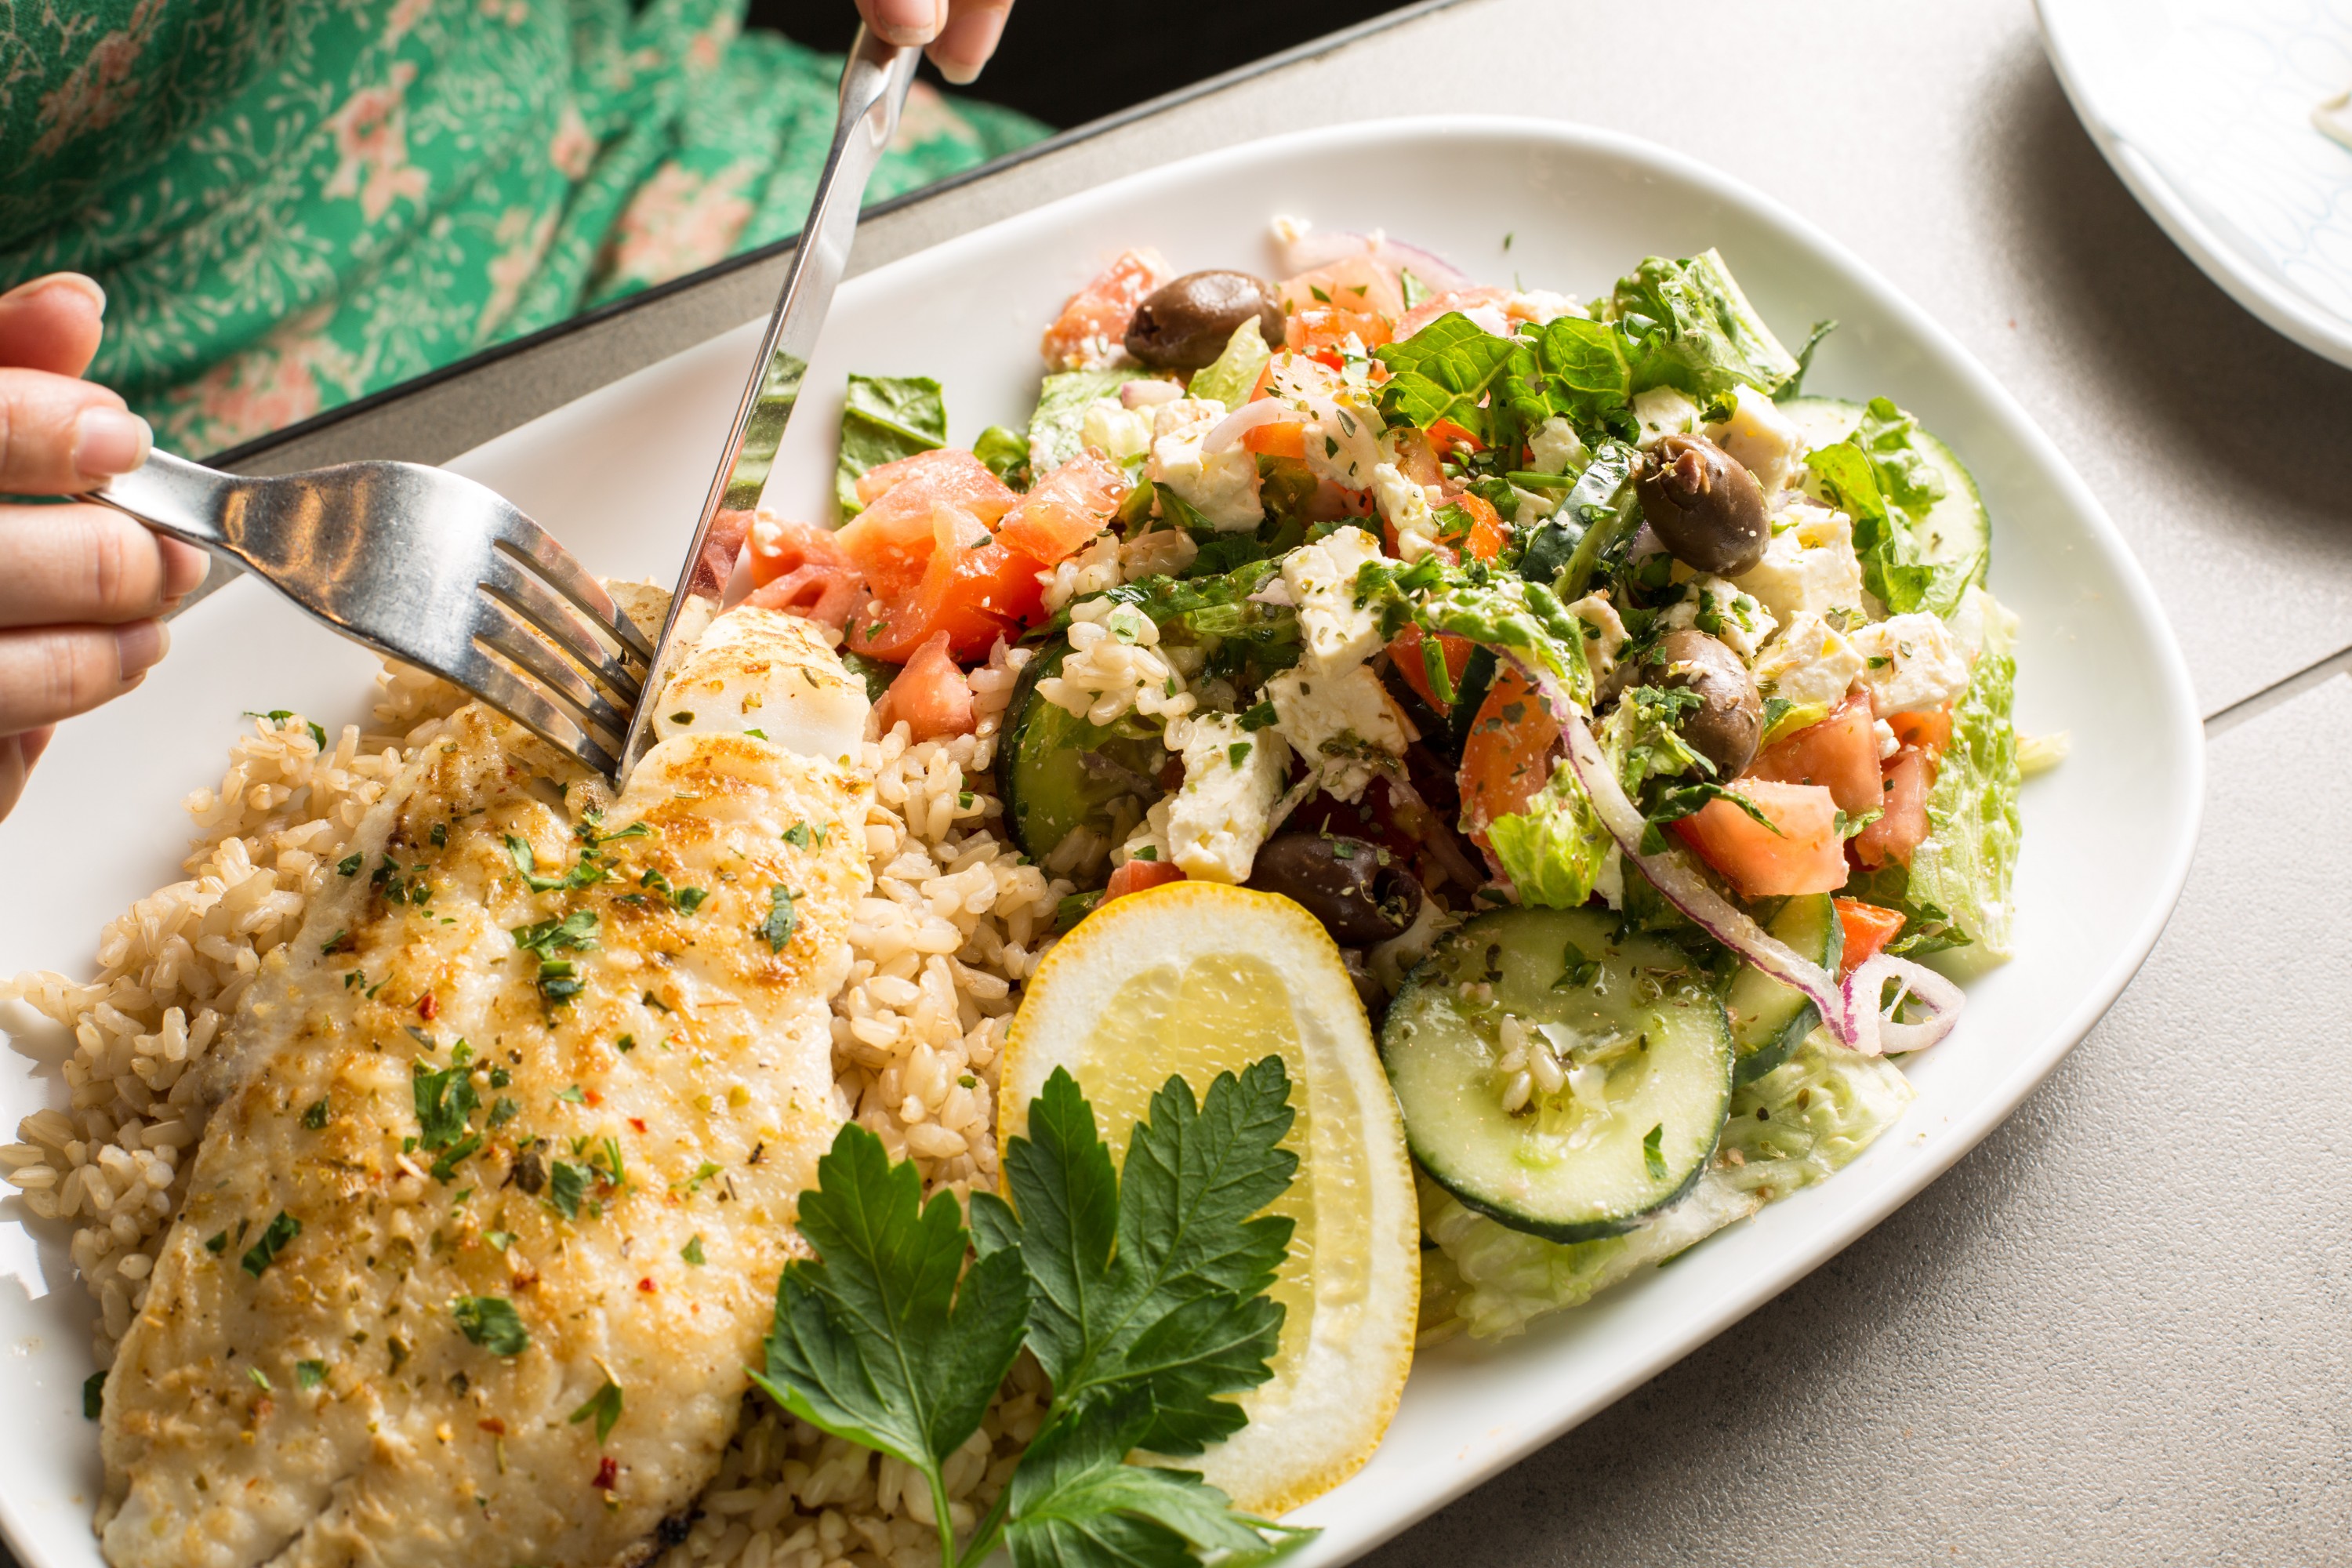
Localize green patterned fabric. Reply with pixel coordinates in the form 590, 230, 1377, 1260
0, 0, 1046, 455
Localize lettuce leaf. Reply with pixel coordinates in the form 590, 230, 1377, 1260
1605, 249, 1799, 401
1715, 1031, 1916, 1199
1806, 398, 1972, 618
1026, 368, 1138, 474
836, 374, 946, 516
1189, 318, 1272, 412
1487, 759, 1612, 909
974, 424, 1032, 489
1502, 316, 1639, 446
1904, 590, 2022, 956
1372, 313, 1525, 447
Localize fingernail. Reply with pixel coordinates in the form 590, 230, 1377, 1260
871, 0, 944, 45
6, 272, 105, 316
114, 619, 167, 681
931, 5, 1007, 84
74, 407, 151, 478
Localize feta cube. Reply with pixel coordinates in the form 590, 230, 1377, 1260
1080, 397, 1156, 464
1733, 500, 1866, 624
1566, 592, 1629, 684
1657, 575, 1777, 662
1371, 462, 1442, 563
1281, 524, 1389, 673
1849, 612, 1972, 714
1704, 385, 1807, 495
1267, 662, 1408, 804
1165, 713, 1291, 884
1148, 397, 1262, 532
1632, 386, 1700, 448
1752, 611, 1865, 709
1526, 415, 1589, 476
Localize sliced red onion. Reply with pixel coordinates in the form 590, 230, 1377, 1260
1202, 397, 1291, 454
1298, 392, 1381, 485
1843, 953, 1965, 1056
1247, 578, 1295, 608
1121, 378, 1181, 408
1275, 229, 1474, 292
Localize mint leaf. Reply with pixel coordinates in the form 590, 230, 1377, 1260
837, 374, 947, 516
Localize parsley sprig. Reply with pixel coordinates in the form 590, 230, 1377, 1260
754, 1060, 1313, 1568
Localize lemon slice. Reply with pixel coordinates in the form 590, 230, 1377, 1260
999, 882, 1419, 1517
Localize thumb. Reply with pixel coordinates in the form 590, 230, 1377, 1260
856, 0, 948, 46
0, 366, 151, 495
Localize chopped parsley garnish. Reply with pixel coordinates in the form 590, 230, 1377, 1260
615, 1034, 635, 1053
204, 1231, 228, 1254
247, 1367, 272, 1392
1642, 1122, 1668, 1181
302, 1098, 330, 1130
296, 1359, 327, 1390
488, 1097, 520, 1127
548, 1160, 590, 1221
782, 822, 814, 848
318, 929, 350, 955
429, 822, 448, 848
685, 1161, 723, 1193
512, 909, 597, 1006
571, 1375, 624, 1443
672, 886, 710, 914
241, 1210, 301, 1277
488, 1065, 511, 1089
336, 853, 363, 877
557, 1085, 586, 1105
247, 710, 327, 750
1555, 942, 1601, 991
451, 1294, 532, 1356
759, 886, 799, 953
1227, 742, 1252, 768
1238, 699, 1279, 732
681, 1234, 706, 1266
744, 728, 768, 739
82, 1370, 104, 1420
485, 1229, 515, 1251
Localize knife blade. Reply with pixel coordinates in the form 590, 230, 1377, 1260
615, 27, 919, 777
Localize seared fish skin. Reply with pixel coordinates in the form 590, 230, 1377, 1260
99, 707, 868, 1568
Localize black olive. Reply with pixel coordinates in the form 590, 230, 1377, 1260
1125, 270, 1285, 369
1246, 833, 1424, 946
1636, 433, 1768, 576
1340, 947, 1387, 1022
1639, 628, 1764, 778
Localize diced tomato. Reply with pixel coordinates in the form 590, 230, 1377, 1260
846, 517, 1045, 664
744, 512, 867, 628
1833, 897, 1907, 977
996, 452, 1129, 566
1103, 858, 1185, 902
872, 631, 975, 741
1393, 286, 1512, 342
1243, 420, 1306, 458
1388, 426, 1442, 489
1853, 747, 1935, 869
836, 451, 1019, 601
1450, 492, 1507, 562
1457, 668, 1562, 848
1673, 780, 1848, 898
1887, 705, 1953, 758
1744, 692, 1881, 815
1427, 419, 1487, 456
1041, 248, 1171, 368
1389, 625, 1475, 714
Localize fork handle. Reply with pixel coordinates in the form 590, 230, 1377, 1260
91, 451, 242, 558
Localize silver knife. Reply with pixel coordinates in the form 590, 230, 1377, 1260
615, 27, 920, 777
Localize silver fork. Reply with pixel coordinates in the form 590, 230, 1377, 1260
91, 453, 653, 775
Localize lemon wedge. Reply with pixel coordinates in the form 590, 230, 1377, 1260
999, 882, 1419, 1517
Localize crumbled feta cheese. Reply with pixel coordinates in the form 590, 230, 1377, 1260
1113, 798, 1173, 869
1733, 501, 1866, 624
1751, 611, 1866, 709
1566, 592, 1629, 684
1148, 397, 1262, 532
1632, 386, 1701, 448
1875, 718, 1900, 760
1849, 612, 1972, 714
1034, 599, 1195, 727
1526, 416, 1590, 477
1371, 463, 1442, 562
1704, 385, 1808, 495
1164, 713, 1290, 884
1271, 213, 1312, 249
1281, 524, 1390, 673
1266, 662, 1407, 804
1657, 575, 1778, 662
1593, 843, 1625, 911
1080, 397, 1156, 464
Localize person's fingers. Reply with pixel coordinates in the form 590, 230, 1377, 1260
0, 725, 55, 824
0, 619, 168, 733
0, 365, 151, 495
857, 0, 947, 47
0, 274, 107, 379
928, 0, 1011, 82
0, 503, 209, 627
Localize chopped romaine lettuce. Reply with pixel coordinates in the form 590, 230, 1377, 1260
1418, 1030, 1914, 1342
973, 423, 1032, 488
1487, 760, 1612, 909
1372, 313, 1526, 448
1189, 318, 1272, 411
1806, 397, 1973, 618
1605, 249, 1799, 401
835, 374, 946, 516
1904, 590, 2021, 956
1025, 368, 1136, 474
1504, 315, 1639, 446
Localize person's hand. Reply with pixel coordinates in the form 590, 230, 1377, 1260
0, 274, 205, 822
855, 0, 1013, 85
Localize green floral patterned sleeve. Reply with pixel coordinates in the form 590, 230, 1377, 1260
0, 0, 1047, 455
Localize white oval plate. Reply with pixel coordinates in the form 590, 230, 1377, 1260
2038, 0, 2352, 368
0, 119, 2200, 1568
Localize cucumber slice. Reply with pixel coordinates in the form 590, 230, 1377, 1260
1722, 893, 1842, 1083
1381, 908, 1734, 1243
1001, 641, 1167, 867
1779, 396, 1990, 590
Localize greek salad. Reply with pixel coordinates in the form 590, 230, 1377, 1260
746, 223, 2042, 1341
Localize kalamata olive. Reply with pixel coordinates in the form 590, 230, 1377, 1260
1340, 948, 1387, 1022
1246, 833, 1425, 946
1639, 628, 1764, 778
1124, 270, 1285, 369
1636, 433, 1768, 576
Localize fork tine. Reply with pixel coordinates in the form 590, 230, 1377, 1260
473, 599, 635, 745
488, 510, 656, 664
452, 644, 622, 777
477, 554, 645, 709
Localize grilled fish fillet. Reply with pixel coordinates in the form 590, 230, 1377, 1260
100, 618, 871, 1568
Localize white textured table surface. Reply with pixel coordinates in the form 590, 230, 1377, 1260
85, 0, 2352, 1561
